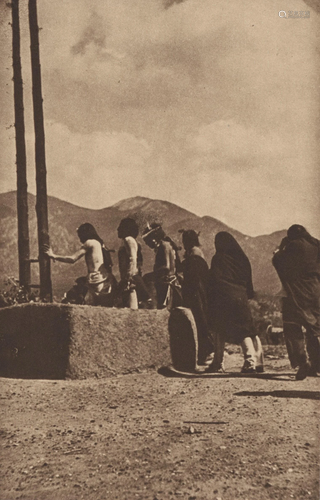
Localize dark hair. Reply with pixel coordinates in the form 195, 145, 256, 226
118, 218, 139, 239
215, 231, 245, 256
77, 223, 103, 244
287, 224, 308, 241
287, 224, 320, 257
182, 230, 200, 250
77, 223, 114, 271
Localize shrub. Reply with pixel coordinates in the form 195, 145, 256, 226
0, 277, 39, 308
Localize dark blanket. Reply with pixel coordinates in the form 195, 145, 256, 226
182, 253, 213, 362
182, 254, 209, 310
208, 232, 255, 344
272, 234, 320, 332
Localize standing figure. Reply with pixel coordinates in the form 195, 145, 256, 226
207, 231, 264, 373
44, 223, 116, 306
117, 218, 150, 309
142, 223, 182, 310
180, 230, 214, 366
272, 224, 320, 380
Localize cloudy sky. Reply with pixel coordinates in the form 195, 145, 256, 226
0, 0, 319, 236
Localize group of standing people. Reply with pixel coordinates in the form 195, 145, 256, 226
179, 229, 263, 374
44, 220, 320, 380
117, 218, 183, 310
43, 218, 181, 311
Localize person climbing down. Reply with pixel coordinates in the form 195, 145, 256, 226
207, 231, 264, 373
43, 223, 116, 306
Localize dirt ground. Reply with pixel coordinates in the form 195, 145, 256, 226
0, 346, 319, 500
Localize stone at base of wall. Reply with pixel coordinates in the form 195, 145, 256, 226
168, 307, 198, 372
0, 303, 170, 380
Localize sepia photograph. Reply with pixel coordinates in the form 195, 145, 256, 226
0, 0, 319, 499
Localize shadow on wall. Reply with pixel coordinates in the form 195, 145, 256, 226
0, 303, 71, 380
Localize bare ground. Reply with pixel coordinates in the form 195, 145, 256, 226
0, 347, 319, 500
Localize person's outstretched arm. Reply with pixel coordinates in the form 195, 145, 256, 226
43, 244, 86, 264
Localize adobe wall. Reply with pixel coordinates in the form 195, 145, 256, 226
0, 303, 170, 380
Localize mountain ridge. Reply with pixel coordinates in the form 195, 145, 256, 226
0, 191, 283, 298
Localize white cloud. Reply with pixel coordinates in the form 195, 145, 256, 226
20, 121, 152, 208
190, 120, 288, 165
0, 0, 319, 237
188, 119, 318, 185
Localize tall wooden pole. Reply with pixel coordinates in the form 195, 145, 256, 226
28, 0, 52, 301
11, 0, 31, 292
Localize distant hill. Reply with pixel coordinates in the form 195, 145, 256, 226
0, 191, 284, 299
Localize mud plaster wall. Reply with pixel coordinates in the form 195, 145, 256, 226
0, 304, 170, 380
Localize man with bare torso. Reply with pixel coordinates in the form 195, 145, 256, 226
44, 223, 114, 305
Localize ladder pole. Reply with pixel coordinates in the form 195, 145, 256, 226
28, 0, 52, 301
